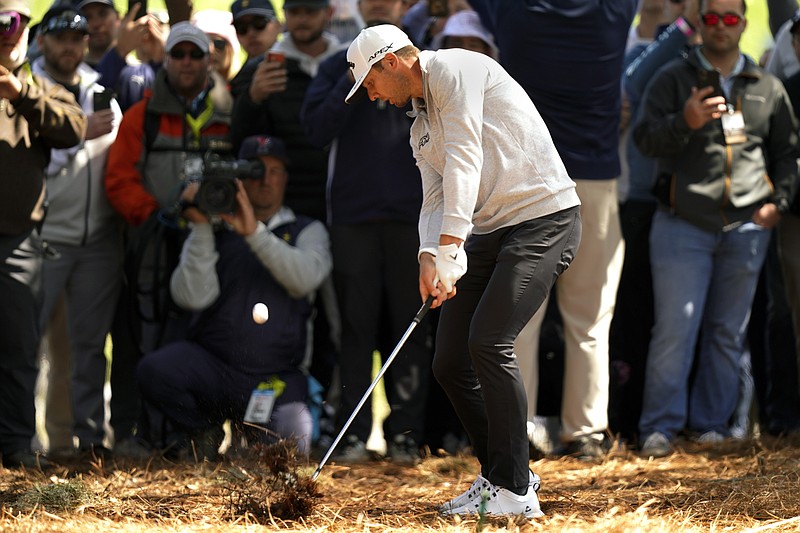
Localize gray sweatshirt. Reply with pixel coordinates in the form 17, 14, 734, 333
410, 49, 580, 256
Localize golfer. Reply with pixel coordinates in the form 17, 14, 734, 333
344, 25, 582, 517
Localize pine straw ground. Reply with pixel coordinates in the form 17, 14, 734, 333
2, 434, 800, 533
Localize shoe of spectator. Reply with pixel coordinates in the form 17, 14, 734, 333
188, 425, 225, 461
388, 435, 420, 465
78, 444, 112, 461
557, 434, 606, 461
694, 431, 725, 444
639, 432, 672, 458
333, 435, 370, 464
2, 449, 52, 470
443, 476, 544, 518
113, 437, 153, 459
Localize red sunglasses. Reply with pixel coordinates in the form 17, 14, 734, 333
701, 12, 743, 27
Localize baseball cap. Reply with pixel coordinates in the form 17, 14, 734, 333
192, 9, 239, 52
230, 0, 276, 21
75, 0, 115, 11
0, 0, 31, 18
165, 20, 210, 53
40, 6, 88, 35
435, 10, 497, 55
239, 135, 290, 163
283, 0, 329, 9
345, 24, 412, 103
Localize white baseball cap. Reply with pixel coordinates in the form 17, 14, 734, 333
165, 21, 210, 53
345, 24, 413, 103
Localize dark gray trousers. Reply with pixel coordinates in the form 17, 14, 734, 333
433, 207, 581, 492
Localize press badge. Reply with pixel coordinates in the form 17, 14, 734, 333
243, 377, 285, 425
721, 109, 746, 144
244, 387, 275, 425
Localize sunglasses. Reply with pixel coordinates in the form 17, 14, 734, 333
233, 17, 268, 35
701, 12, 743, 27
212, 38, 228, 51
0, 11, 23, 36
169, 48, 207, 60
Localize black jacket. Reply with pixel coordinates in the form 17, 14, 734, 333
634, 48, 800, 231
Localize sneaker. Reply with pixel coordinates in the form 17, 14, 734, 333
445, 478, 544, 518
440, 471, 542, 516
640, 432, 672, 458
188, 426, 224, 461
333, 435, 370, 464
694, 431, 725, 444
113, 437, 152, 459
439, 474, 492, 515
388, 435, 420, 465
2, 449, 52, 470
557, 434, 606, 461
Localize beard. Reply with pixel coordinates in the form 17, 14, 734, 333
43, 51, 82, 82
291, 26, 324, 46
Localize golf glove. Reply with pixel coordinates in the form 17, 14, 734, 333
435, 243, 467, 293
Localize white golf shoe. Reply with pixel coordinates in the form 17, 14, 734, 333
440, 471, 544, 518
438, 474, 492, 515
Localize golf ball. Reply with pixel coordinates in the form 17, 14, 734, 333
252, 302, 269, 324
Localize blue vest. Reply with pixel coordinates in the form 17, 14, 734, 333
188, 217, 314, 401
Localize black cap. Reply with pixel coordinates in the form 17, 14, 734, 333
230, 0, 275, 21
75, 0, 115, 10
40, 6, 88, 35
283, 0, 329, 9
238, 135, 290, 163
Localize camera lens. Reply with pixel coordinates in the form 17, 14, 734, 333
196, 178, 237, 214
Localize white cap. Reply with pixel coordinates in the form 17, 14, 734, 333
435, 10, 497, 57
345, 24, 413, 103
165, 21, 210, 53
192, 9, 240, 58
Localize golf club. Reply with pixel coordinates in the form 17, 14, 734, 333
312, 294, 435, 481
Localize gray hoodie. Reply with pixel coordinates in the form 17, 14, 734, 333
33, 58, 122, 246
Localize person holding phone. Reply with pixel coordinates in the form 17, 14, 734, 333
633, 0, 800, 458
228, 0, 281, 100
31, 5, 124, 460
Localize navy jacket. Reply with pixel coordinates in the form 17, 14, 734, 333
472, 0, 638, 181
300, 49, 422, 226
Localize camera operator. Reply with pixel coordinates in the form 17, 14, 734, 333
136, 135, 332, 459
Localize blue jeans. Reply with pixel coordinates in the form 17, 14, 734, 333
639, 211, 770, 440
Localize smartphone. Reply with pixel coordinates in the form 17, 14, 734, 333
428, 0, 449, 17
93, 89, 115, 111
267, 51, 285, 65
698, 69, 724, 99
128, 0, 147, 20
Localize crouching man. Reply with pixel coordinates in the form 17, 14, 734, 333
136, 135, 332, 458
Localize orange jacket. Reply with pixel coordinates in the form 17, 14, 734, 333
105, 70, 233, 226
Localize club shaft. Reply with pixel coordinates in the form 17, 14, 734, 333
312, 295, 433, 480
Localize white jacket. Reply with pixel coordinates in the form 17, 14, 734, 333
32, 58, 123, 246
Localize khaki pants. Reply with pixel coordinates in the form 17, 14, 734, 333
516, 179, 624, 442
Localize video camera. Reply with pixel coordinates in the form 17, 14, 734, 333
186, 153, 265, 214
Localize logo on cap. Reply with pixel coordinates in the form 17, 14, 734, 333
368, 43, 393, 62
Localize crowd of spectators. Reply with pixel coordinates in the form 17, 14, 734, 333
1, 0, 799, 472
